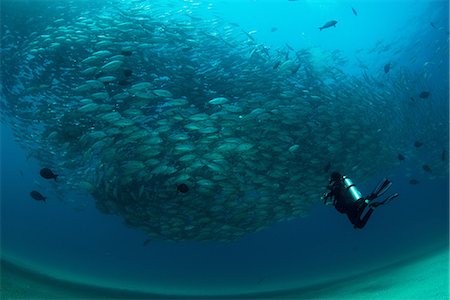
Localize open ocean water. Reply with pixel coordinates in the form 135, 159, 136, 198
1, 0, 449, 299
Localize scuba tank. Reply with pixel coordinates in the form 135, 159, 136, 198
342, 176, 363, 202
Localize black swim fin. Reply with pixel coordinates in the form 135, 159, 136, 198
369, 193, 399, 208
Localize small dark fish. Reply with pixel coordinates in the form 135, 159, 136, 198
409, 179, 420, 185
177, 183, 189, 193
273, 61, 281, 69
397, 153, 405, 161
410, 97, 415, 102
442, 149, 446, 161
40, 168, 58, 181
419, 91, 430, 99
95, 72, 105, 79
291, 64, 301, 74
30, 190, 46, 202
351, 7, 357, 16
118, 80, 131, 86
123, 69, 133, 77
324, 161, 331, 173
270, 27, 278, 32
414, 141, 423, 148
430, 22, 437, 29
384, 63, 390, 74
285, 43, 295, 51
319, 20, 338, 31
121, 50, 132, 56
422, 164, 432, 172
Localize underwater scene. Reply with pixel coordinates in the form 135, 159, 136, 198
1, 0, 449, 298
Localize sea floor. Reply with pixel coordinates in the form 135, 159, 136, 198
1, 246, 448, 299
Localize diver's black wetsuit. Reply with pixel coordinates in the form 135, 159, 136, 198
323, 172, 398, 229
326, 179, 374, 229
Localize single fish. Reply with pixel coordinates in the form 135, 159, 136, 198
30, 190, 46, 202
319, 20, 338, 31
123, 69, 133, 77
397, 154, 405, 161
414, 141, 423, 148
177, 183, 189, 193
291, 64, 301, 74
273, 61, 281, 69
384, 63, 391, 74
40, 168, 58, 181
121, 50, 132, 56
409, 179, 420, 185
419, 91, 430, 99
351, 7, 357, 16
422, 164, 432, 172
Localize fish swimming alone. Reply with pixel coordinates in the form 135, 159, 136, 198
351, 7, 358, 16
397, 153, 405, 161
409, 179, 420, 185
319, 20, 338, 31
414, 141, 423, 147
30, 190, 46, 202
384, 63, 391, 74
419, 91, 430, 99
422, 164, 432, 172
40, 168, 58, 180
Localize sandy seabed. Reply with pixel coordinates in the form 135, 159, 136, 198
1, 247, 448, 299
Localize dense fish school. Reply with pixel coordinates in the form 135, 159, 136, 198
1, 0, 447, 241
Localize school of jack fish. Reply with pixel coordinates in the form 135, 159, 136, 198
1, 0, 448, 241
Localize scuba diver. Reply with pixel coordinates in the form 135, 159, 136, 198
322, 172, 399, 229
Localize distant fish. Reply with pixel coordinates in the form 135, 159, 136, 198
123, 69, 133, 77
30, 190, 46, 202
430, 22, 437, 29
118, 80, 131, 86
397, 153, 405, 161
273, 61, 281, 69
422, 164, 432, 172
384, 63, 390, 74
285, 43, 295, 51
121, 50, 132, 56
442, 149, 446, 161
410, 97, 415, 102
324, 161, 332, 173
271, 27, 278, 32
351, 7, 358, 16
409, 179, 420, 185
419, 91, 430, 99
291, 64, 301, 74
143, 238, 151, 246
319, 20, 338, 31
414, 141, 423, 148
40, 168, 58, 181
177, 183, 189, 193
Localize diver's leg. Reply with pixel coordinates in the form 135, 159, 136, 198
354, 208, 375, 229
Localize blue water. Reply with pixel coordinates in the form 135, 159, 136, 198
1, 0, 449, 296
